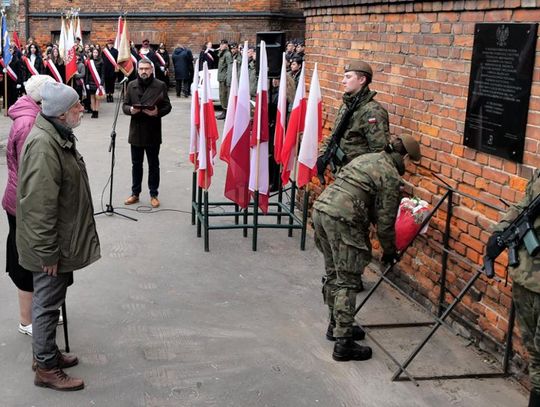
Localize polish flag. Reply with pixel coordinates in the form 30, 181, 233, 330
280, 64, 306, 186
248, 41, 269, 213
198, 62, 219, 189
273, 53, 287, 165
189, 66, 200, 166
219, 59, 238, 164
73, 15, 83, 46
58, 17, 67, 61
114, 17, 122, 49
297, 64, 322, 188
224, 41, 251, 208
64, 18, 77, 83
116, 17, 134, 76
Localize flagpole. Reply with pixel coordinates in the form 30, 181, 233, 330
204, 167, 209, 252
288, 110, 302, 237
3, 71, 7, 115
191, 152, 197, 225
253, 89, 263, 252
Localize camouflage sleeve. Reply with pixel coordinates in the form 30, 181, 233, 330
495, 174, 539, 232
358, 103, 390, 153
375, 178, 401, 255
318, 105, 346, 156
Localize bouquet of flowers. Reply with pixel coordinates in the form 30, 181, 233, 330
395, 197, 430, 251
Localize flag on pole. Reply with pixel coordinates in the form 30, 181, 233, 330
64, 17, 77, 83
58, 17, 67, 60
116, 17, 134, 76
12, 31, 21, 50
2, 13, 11, 67
189, 66, 200, 165
224, 41, 251, 208
219, 59, 238, 164
280, 64, 306, 186
114, 17, 122, 49
74, 15, 82, 46
273, 53, 287, 165
249, 41, 269, 213
197, 62, 219, 189
297, 64, 322, 188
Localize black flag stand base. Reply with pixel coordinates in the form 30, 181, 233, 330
191, 172, 308, 252
94, 83, 137, 221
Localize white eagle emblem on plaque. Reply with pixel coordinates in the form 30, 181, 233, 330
496, 25, 509, 47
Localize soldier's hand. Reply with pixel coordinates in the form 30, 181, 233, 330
316, 156, 326, 177
485, 231, 503, 259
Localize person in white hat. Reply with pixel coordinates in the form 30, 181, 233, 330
2, 74, 56, 338
16, 82, 101, 391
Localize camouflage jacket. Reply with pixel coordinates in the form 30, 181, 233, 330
313, 151, 403, 255
217, 48, 233, 85
495, 171, 540, 293
319, 86, 389, 166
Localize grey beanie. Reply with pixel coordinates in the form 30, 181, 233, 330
40, 82, 80, 117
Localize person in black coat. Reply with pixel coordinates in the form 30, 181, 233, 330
157, 43, 170, 87
122, 58, 172, 208
198, 41, 217, 70
22, 43, 44, 82
3, 46, 23, 109
172, 45, 193, 97
102, 40, 119, 102
85, 48, 104, 118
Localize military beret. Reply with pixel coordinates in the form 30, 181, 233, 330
344, 61, 373, 77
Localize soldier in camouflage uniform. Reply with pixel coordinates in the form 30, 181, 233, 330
216, 40, 233, 120
318, 61, 390, 173
488, 173, 540, 406
312, 135, 421, 361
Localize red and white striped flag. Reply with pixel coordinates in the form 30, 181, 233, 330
64, 18, 77, 83
297, 64, 322, 188
189, 66, 200, 165
198, 62, 219, 189
224, 41, 251, 208
249, 41, 269, 213
219, 59, 238, 164
280, 64, 306, 186
273, 53, 287, 165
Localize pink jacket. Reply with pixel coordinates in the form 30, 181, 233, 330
2, 96, 41, 216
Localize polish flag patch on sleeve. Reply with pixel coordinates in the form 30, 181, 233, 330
368, 117, 377, 124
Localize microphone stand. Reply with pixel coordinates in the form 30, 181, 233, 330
94, 79, 137, 221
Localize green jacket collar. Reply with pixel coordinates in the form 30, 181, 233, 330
36, 114, 75, 149
343, 86, 375, 108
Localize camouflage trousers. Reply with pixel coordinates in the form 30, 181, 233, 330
514, 283, 540, 392
312, 209, 371, 338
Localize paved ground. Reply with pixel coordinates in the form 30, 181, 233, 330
0, 92, 528, 406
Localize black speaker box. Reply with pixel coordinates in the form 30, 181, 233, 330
256, 32, 286, 78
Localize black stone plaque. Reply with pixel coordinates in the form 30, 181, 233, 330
463, 23, 538, 163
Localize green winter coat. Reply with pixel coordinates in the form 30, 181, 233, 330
16, 114, 101, 273
319, 86, 389, 166
495, 171, 540, 293
217, 48, 233, 85
313, 150, 403, 256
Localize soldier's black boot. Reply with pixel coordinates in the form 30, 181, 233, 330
332, 338, 372, 362
529, 389, 540, 407
326, 324, 365, 341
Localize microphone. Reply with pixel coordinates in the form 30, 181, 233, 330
119, 76, 129, 85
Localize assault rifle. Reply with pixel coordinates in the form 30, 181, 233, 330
316, 94, 363, 185
483, 191, 540, 278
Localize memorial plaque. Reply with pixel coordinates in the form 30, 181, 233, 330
463, 23, 538, 163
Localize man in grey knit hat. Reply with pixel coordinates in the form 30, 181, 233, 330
16, 82, 101, 391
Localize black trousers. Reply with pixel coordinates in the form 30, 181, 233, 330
175, 79, 190, 96
131, 145, 160, 197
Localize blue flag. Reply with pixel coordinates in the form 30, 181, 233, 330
2, 14, 11, 67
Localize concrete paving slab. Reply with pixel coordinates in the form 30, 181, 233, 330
0, 92, 528, 406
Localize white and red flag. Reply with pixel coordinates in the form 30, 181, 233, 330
273, 52, 287, 165
189, 66, 200, 166
297, 64, 322, 188
224, 41, 251, 208
219, 59, 238, 164
280, 63, 306, 186
73, 15, 82, 46
248, 41, 269, 213
58, 17, 67, 60
64, 17, 77, 83
197, 62, 219, 189
116, 17, 134, 77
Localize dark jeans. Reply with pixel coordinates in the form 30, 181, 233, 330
131, 144, 160, 197
175, 79, 190, 96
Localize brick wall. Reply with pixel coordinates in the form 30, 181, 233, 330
298, 0, 540, 375
14, 1, 304, 53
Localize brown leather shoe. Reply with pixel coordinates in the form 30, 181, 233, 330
150, 196, 160, 208
124, 195, 139, 205
34, 367, 84, 391
32, 352, 79, 371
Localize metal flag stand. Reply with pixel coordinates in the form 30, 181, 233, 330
354, 182, 515, 385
